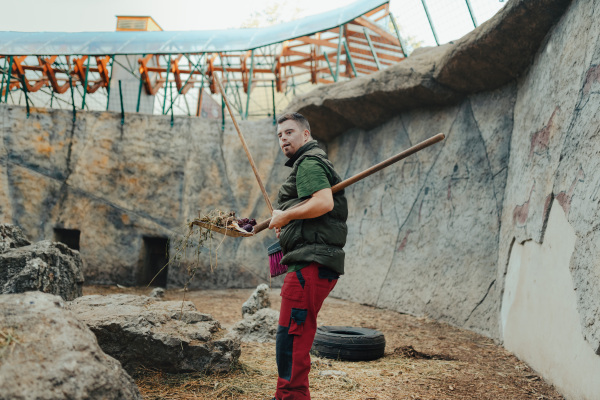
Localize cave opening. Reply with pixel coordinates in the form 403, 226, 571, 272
139, 236, 169, 287
53, 228, 81, 251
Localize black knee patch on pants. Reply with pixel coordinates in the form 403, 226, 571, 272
276, 325, 294, 381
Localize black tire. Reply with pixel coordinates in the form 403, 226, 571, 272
311, 326, 386, 361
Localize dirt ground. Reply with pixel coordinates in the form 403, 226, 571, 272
84, 285, 564, 400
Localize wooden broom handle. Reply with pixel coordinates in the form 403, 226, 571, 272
252, 132, 445, 234
213, 74, 274, 213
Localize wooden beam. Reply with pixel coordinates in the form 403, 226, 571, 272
351, 61, 380, 72
345, 29, 401, 49
352, 16, 401, 47
346, 34, 404, 56
294, 36, 339, 50
282, 49, 311, 57
347, 45, 403, 62
364, 3, 387, 18
349, 53, 395, 66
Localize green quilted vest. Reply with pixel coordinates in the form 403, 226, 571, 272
277, 140, 348, 275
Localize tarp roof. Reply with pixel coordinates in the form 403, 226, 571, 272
0, 0, 388, 56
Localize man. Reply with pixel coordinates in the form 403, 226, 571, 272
268, 112, 348, 400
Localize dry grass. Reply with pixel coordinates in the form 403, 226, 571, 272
0, 328, 21, 359
84, 286, 564, 400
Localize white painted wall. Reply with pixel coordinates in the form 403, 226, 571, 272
501, 199, 600, 400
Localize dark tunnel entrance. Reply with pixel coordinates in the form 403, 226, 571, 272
53, 228, 81, 251
139, 236, 169, 287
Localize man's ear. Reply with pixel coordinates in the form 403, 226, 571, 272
304, 129, 311, 141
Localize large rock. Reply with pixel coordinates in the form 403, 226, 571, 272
68, 294, 241, 373
286, 0, 573, 141
433, 0, 573, 93
0, 223, 30, 254
229, 308, 280, 343
229, 284, 279, 343
0, 291, 142, 400
0, 240, 84, 300
242, 283, 271, 317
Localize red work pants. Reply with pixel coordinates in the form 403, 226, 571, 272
274, 262, 338, 400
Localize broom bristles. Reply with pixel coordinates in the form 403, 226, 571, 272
269, 250, 287, 277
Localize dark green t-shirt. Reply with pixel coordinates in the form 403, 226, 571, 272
286, 157, 333, 273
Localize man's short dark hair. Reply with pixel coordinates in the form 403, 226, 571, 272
277, 112, 311, 133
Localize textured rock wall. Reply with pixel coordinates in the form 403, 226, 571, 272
0, 106, 283, 287
321, 0, 600, 351
325, 84, 515, 339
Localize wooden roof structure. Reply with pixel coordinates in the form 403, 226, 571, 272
0, 0, 408, 120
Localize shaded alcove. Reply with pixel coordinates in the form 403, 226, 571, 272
53, 228, 81, 251
138, 236, 169, 287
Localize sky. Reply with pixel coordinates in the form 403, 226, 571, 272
0, 0, 507, 47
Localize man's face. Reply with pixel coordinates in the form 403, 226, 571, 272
277, 119, 310, 158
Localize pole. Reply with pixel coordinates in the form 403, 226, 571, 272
465, 0, 478, 27
389, 12, 408, 57
221, 93, 225, 131
81, 56, 90, 109
421, 0, 440, 46
244, 49, 255, 120
118, 80, 124, 125
196, 73, 205, 117
334, 25, 343, 82
170, 82, 174, 126
364, 28, 382, 70
69, 76, 76, 123
251, 133, 447, 235
343, 39, 358, 78
162, 55, 171, 114
213, 73, 274, 214
4, 56, 13, 103
0, 57, 7, 103
136, 55, 144, 113
106, 55, 114, 111
19, 75, 30, 118
323, 53, 335, 79
271, 80, 276, 125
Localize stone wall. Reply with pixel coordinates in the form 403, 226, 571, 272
324, 84, 515, 340
0, 107, 285, 288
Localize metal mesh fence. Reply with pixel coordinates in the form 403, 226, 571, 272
391, 0, 507, 50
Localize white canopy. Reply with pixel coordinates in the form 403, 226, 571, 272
0, 0, 388, 55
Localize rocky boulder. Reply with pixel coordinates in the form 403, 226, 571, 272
242, 283, 271, 317
0, 223, 30, 254
0, 240, 84, 301
229, 308, 280, 343
0, 291, 142, 400
228, 284, 279, 343
68, 294, 241, 373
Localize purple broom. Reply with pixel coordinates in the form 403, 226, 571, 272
268, 240, 288, 277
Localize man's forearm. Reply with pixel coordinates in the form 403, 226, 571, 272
269, 188, 333, 229
285, 190, 333, 220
